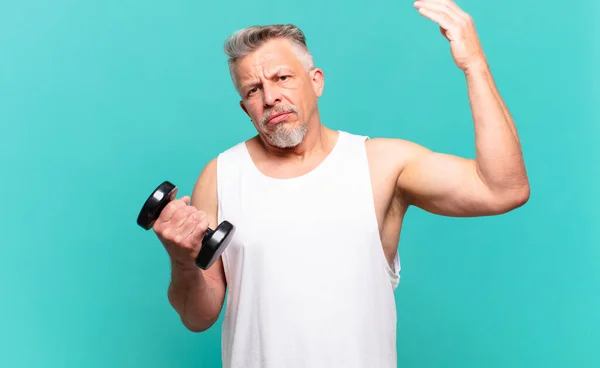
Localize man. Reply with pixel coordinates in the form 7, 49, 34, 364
152, 1, 530, 367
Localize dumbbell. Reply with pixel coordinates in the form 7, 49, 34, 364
136, 181, 235, 270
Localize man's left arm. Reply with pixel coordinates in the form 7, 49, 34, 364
396, 0, 530, 217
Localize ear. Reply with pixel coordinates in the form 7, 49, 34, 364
310, 68, 324, 98
239, 100, 249, 116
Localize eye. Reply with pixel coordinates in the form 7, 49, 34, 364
247, 87, 258, 96
279, 75, 290, 81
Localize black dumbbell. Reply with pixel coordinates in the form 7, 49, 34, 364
137, 181, 235, 270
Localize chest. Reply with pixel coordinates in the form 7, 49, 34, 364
235, 177, 373, 234
220, 173, 380, 267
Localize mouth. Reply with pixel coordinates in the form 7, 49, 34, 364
266, 112, 293, 125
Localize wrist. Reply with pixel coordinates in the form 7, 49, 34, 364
171, 258, 202, 275
462, 57, 489, 77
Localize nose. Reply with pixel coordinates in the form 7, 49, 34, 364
262, 82, 281, 107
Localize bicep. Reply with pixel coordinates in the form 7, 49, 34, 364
190, 158, 227, 295
397, 147, 501, 217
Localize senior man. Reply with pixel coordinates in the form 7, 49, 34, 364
152, 1, 530, 367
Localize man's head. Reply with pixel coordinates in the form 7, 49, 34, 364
224, 24, 324, 148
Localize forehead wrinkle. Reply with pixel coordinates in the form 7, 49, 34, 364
239, 64, 291, 91
235, 42, 299, 91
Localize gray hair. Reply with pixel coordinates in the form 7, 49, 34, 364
223, 24, 315, 90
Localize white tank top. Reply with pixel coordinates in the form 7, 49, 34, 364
216, 130, 401, 368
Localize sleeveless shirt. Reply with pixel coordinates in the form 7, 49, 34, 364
215, 130, 401, 368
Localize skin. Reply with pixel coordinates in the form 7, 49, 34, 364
154, 0, 531, 332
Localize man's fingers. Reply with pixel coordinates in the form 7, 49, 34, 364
156, 196, 191, 224
187, 216, 209, 248
417, 0, 472, 25
415, 6, 454, 31
414, 1, 461, 26
172, 206, 199, 229
420, 0, 468, 18
178, 211, 203, 243
156, 208, 206, 249
425, 1, 462, 22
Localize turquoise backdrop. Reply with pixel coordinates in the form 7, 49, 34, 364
2, 0, 598, 367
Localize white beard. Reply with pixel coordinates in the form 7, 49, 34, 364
266, 122, 308, 148
257, 104, 307, 148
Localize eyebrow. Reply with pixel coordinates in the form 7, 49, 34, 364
240, 80, 260, 92
240, 67, 294, 91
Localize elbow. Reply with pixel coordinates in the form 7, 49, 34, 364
516, 184, 531, 207
168, 294, 219, 333
491, 184, 530, 213
508, 187, 530, 211
181, 316, 218, 333
183, 322, 211, 333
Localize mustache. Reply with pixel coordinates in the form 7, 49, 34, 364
259, 105, 300, 126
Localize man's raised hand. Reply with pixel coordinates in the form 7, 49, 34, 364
414, 0, 486, 72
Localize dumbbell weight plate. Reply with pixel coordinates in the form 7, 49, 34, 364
196, 220, 235, 269
137, 181, 178, 230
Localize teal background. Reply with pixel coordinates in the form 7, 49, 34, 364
1, 0, 598, 367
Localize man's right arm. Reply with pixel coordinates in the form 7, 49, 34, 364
163, 158, 227, 332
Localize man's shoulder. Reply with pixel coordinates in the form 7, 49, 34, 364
195, 136, 251, 170
195, 136, 254, 184
361, 136, 433, 188
216, 139, 250, 158
364, 136, 428, 162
